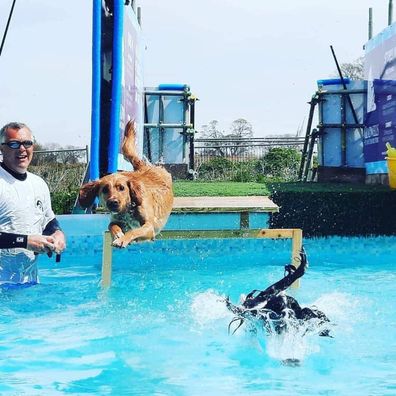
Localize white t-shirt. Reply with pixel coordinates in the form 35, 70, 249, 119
0, 166, 55, 284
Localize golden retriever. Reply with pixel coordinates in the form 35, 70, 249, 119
78, 121, 174, 247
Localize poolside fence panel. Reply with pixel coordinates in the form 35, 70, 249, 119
194, 137, 306, 181
29, 147, 88, 194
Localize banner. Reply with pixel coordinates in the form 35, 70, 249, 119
117, 6, 144, 171
364, 24, 396, 173
364, 79, 396, 164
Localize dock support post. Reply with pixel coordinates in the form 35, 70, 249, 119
102, 231, 113, 287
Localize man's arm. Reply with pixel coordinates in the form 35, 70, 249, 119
0, 231, 27, 248
0, 231, 55, 253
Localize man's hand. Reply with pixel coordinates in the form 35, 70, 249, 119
50, 230, 66, 254
27, 235, 55, 254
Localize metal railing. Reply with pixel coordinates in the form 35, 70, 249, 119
193, 136, 307, 181
194, 137, 305, 167
31, 146, 89, 166
28, 147, 89, 194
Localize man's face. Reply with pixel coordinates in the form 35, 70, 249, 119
0, 127, 34, 173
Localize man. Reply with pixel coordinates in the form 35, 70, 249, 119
0, 122, 66, 285
226, 248, 331, 337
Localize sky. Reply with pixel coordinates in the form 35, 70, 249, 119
0, 0, 392, 147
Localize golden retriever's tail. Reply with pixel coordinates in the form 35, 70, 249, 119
122, 120, 146, 170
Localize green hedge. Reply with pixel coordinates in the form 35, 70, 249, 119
270, 190, 396, 236
51, 188, 79, 215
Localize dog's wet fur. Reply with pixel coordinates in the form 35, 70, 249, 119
78, 121, 174, 248
226, 248, 331, 338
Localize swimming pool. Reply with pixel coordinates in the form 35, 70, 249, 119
0, 235, 395, 395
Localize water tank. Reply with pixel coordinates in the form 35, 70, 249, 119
317, 79, 367, 169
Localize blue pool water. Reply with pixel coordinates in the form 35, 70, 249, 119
0, 236, 396, 395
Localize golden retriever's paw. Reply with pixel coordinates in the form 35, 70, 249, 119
114, 231, 125, 239
112, 237, 132, 248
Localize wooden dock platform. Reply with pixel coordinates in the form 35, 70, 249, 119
172, 196, 279, 213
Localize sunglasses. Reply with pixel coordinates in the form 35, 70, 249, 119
1, 140, 34, 149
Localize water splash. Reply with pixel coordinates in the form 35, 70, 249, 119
189, 290, 365, 365
311, 291, 364, 334
263, 315, 322, 362
260, 291, 364, 362
190, 290, 231, 328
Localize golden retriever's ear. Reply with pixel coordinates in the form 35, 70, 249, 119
127, 179, 144, 206
78, 181, 100, 208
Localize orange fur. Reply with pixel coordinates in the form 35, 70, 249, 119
78, 121, 174, 247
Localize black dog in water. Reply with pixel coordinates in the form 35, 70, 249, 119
225, 247, 331, 337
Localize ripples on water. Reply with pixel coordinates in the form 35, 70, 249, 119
0, 237, 395, 395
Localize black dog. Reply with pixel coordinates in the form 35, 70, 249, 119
225, 247, 331, 337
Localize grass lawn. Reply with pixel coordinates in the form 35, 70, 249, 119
173, 180, 392, 196
173, 181, 271, 196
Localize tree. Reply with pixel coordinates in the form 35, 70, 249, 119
199, 120, 226, 156
198, 118, 255, 157
225, 118, 254, 156
332, 56, 364, 80
200, 120, 224, 139
228, 118, 253, 139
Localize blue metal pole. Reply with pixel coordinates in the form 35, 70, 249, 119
90, 0, 101, 181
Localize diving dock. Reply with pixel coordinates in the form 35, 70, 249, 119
172, 196, 279, 213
